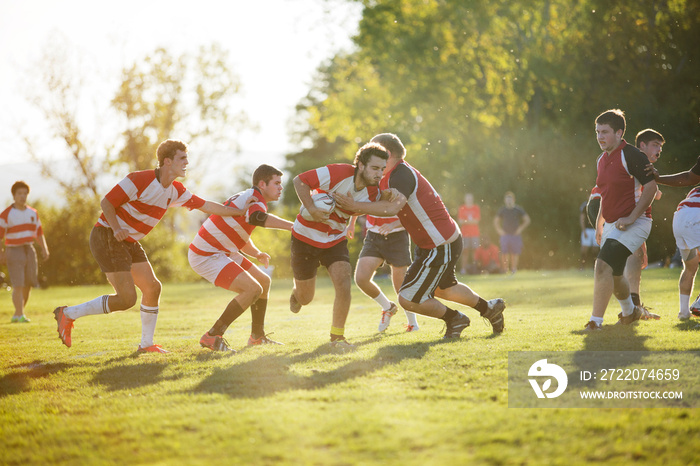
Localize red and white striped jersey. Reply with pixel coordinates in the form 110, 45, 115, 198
293, 164, 381, 248
96, 170, 205, 242
677, 187, 700, 211
386, 160, 458, 249
0, 205, 43, 247
189, 188, 267, 256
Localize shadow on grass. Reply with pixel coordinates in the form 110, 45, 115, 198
191, 337, 443, 399
90, 357, 182, 391
0, 360, 74, 397
567, 321, 650, 389
674, 320, 700, 332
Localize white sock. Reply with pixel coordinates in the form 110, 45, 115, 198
140, 304, 159, 348
618, 296, 635, 316
405, 310, 418, 327
680, 294, 690, 314
590, 316, 604, 325
373, 292, 392, 311
64, 295, 110, 320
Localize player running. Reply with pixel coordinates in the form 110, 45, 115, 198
584, 110, 656, 331
289, 143, 390, 349
53, 140, 251, 353
334, 133, 506, 339
348, 213, 420, 333
190, 164, 293, 352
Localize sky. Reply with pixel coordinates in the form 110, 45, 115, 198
0, 0, 361, 205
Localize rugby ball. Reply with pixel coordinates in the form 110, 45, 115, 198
300, 192, 336, 221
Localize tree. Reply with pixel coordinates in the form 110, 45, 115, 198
289, 0, 700, 268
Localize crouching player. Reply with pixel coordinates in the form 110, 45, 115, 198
190, 164, 293, 352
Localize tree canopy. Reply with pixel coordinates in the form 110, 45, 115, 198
287, 0, 700, 267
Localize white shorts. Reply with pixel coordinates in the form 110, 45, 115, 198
601, 216, 651, 254
673, 208, 700, 261
580, 228, 597, 248
188, 249, 253, 289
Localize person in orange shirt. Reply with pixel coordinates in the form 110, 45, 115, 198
457, 193, 480, 274
0, 181, 49, 323
473, 236, 502, 274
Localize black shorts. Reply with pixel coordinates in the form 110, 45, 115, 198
290, 235, 350, 281
90, 225, 148, 273
400, 236, 462, 303
359, 230, 411, 267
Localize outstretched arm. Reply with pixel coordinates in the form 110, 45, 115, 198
198, 198, 253, 217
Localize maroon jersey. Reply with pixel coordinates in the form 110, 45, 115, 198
595, 140, 654, 223
385, 160, 458, 249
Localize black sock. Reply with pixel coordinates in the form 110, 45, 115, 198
474, 298, 488, 316
209, 299, 246, 337
441, 308, 459, 322
630, 293, 641, 306
250, 299, 268, 338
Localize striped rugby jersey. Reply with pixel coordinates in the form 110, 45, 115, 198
96, 169, 205, 242
0, 205, 43, 247
385, 160, 458, 249
292, 164, 381, 248
189, 188, 266, 256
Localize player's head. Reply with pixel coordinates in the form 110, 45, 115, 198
504, 191, 515, 207
11, 181, 30, 206
354, 142, 389, 187
595, 109, 625, 152
635, 128, 665, 163
465, 193, 474, 205
253, 164, 284, 202
370, 133, 405, 159
157, 139, 188, 167
11, 180, 30, 196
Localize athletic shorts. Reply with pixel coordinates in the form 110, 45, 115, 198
673, 208, 700, 261
6, 244, 38, 288
188, 249, 254, 289
359, 230, 411, 267
462, 235, 480, 250
90, 225, 148, 273
580, 228, 598, 248
500, 234, 523, 255
291, 236, 350, 281
601, 216, 651, 255
400, 236, 462, 304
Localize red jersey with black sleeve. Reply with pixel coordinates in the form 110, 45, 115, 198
595, 140, 655, 224
385, 160, 458, 249
292, 163, 381, 248
96, 169, 205, 242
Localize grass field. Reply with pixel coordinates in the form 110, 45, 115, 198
1, 269, 699, 465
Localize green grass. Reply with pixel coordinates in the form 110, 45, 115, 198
1, 269, 700, 465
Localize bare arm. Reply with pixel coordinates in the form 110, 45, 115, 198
658, 171, 700, 187
198, 199, 251, 217
333, 191, 407, 217
262, 214, 293, 231
293, 175, 329, 222
100, 197, 130, 241
615, 180, 657, 230
36, 233, 49, 260
516, 214, 531, 235
493, 216, 504, 236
